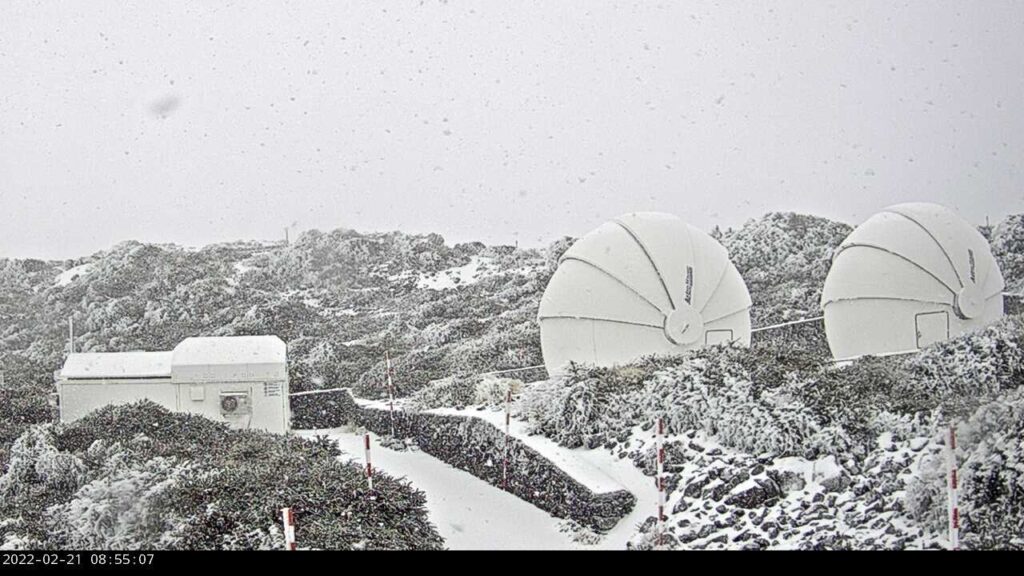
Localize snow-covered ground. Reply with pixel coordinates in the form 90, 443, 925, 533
54, 262, 94, 286
416, 256, 493, 290
427, 407, 660, 547
300, 428, 591, 549
429, 406, 623, 494
313, 400, 659, 549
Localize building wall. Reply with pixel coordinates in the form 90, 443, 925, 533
174, 379, 289, 434
59, 378, 290, 433
59, 380, 178, 423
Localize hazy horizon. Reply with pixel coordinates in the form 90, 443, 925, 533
3, 1, 1023, 260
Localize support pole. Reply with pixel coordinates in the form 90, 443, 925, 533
385, 351, 396, 438
655, 417, 666, 548
364, 433, 374, 492
946, 425, 960, 550
502, 388, 511, 489
281, 507, 296, 550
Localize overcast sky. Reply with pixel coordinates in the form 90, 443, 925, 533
2, 1, 1022, 260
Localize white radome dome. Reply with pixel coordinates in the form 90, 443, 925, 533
821, 202, 1005, 360
538, 212, 752, 375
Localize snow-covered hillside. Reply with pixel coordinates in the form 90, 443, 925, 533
503, 317, 1024, 549
1, 212, 1023, 550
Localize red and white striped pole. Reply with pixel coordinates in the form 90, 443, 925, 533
281, 507, 296, 551
502, 388, 511, 490
385, 350, 396, 438
364, 433, 374, 492
655, 417, 666, 548
946, 425, 960, 550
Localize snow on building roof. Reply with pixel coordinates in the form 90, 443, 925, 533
171, 335, 287, 383
61, 351, 173, 380
59, 336, 287, 384
171, 335, 286, 366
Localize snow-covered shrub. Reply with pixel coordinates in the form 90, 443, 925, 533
868, 410, 936, 444
519, 378, 572, 437
522, 348, 838, 457
0, 518, 42, 550
792, 357, 902, 446
722, 212, 851, 326
548, 375, 618, 448
750, 318, 831, 360
407, 375, 479, 412
898, 315, 1024, 417
0, 426, 85, 511
0, 353, 59, 468
787, 315, 1023, 444
354, 346, 451, 399
904, 445, 948, 535
45, 455, 192, 549
904, 389, 1024, 550
736, 345, 823, 394
520, 361, 652, 448
46, 401, 442, 550
520, 377, 605, 449
636, 356, 828, 457
473, 376, 520, 407
991, 214, 1024, 293
956, 389, 1024, 549
0, 426, 86, 548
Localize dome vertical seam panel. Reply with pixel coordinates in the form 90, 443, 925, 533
557, 255, 670, 316
884, 208, 965, 289
612, 219, 676, 311
828, 242, 959, 299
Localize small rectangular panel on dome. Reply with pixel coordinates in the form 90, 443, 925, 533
702, 308, 752, 347
915, 311, 949, 348
704, 329, 734, 346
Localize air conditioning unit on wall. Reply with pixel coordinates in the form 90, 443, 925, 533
220, 391, 252, 416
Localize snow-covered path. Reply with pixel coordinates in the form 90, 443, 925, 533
300, 428, 588, 549
298, 400, 665, 550
427, 407, 658, 547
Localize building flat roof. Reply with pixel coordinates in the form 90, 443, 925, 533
171, 335, 286, 367
59, 336, 287, 384
61, 351, 173, 380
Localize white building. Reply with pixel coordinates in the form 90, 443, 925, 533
538, 212, 752, 375
56, 335, 290, 433
821, 203, 1005, 361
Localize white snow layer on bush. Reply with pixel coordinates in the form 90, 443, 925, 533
44, 454, 192, 549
